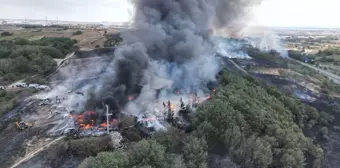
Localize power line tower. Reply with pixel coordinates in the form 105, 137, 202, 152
105, 104, 112, 134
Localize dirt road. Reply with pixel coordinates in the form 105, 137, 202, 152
9, 136, 66, 168
54, 52, 75, 66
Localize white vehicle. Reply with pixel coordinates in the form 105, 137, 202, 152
0, 86, 5, 90
28, 84, 40, 88
37, 85, 50, 90
15, 83, 27, 88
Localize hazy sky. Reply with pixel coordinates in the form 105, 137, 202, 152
0, 0, 339, 27
0, 0, 131, 22
253, 0, 340, 28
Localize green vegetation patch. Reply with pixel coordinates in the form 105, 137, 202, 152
0, 90, 18, 115
0, 37, 77, 83
191, 71, 326, 168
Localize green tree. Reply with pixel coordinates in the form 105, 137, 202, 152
182, 136, 208, 168
78, 151, 129, 168
128, 140, 167, 168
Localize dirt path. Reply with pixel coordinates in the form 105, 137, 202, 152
53, 52, 75, 66
9, 136, 66, 168
46, 52, 75, 79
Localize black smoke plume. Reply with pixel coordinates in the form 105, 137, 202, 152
102, 0, 262, 111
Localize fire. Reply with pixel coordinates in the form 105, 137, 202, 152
100, 123, 107, 127
143, 117, 157, 122
68, 114, 73, 118
207, 95, 211, 99
213, 88, 216, 92
170, 104, 175, 109
79, 124, 92, 130
72, 111, 118, 132
128, 96, 134, 101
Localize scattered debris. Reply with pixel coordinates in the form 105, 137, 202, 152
39, 98, 52, 106
15, 121, 34, 130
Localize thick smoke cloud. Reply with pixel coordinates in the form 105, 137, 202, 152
104, 0, 262, 117
117, 0, 261, 89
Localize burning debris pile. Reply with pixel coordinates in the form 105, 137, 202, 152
69, 110, 118, 137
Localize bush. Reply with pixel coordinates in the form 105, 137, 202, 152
122, 127, 142, 142
73, 31, 83, 36
14, 38, 29, 45
80, 140, 171, 168
40, 47, 64, 58
25, 76, 47, 85
1, 31, 13, 36
79, 152, 129, 168
4, 73, 16, 81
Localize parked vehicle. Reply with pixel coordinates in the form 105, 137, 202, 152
0, 86, 5, 90
15, 83, 27, 88
28, 84, 40, 88
37, 85, 50, 90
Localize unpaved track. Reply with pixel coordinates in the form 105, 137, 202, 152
10, 136, 66, 168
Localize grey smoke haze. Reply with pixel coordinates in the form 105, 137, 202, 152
37, 0, 263, 134
112, 0, 262, 117
44, 0, 263, 119
117, 0, 262, 91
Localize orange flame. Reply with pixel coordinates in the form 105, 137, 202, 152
170, 104, 175, 109
100, 123, 107, 127
213, 88, 216, 92
68, 114, 73, 118
128, 96, 134, 101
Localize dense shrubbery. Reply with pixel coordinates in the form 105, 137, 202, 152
79, 138, 204, 168
1, 31, 13, 36
30, 37, 78, 55
192, 71, 325, 168
0, 37, 77, 82
321, 80, 340, 94
288, 50, 315, 64
104, 33, 122, 47
73, 30, 83, 36
80, 70, 329, 168
317, 47, 340, 56
0, 90, 19, 115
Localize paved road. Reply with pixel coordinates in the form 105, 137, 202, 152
290, 58, 340, 84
